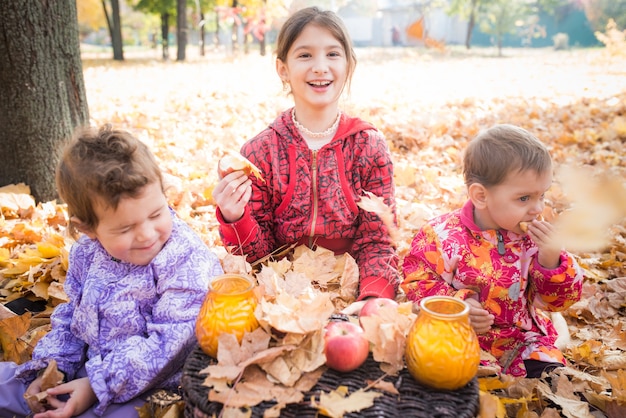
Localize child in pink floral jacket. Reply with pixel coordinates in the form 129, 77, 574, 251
402, 124, 583, 377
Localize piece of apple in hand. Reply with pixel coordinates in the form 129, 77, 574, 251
218, 151, 265, 183
323, 320, 369, 372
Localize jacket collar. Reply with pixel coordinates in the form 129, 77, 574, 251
459, 199, 526, 244
271, 108, 376, 145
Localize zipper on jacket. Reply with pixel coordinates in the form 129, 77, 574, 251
308, 150, 318, 247
496, 230, 505, 255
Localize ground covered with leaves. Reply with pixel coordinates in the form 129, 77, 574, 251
1, 46, 625, 417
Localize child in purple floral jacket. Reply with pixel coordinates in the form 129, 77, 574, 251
402, 124, 583, 378
0, 125, 223, 417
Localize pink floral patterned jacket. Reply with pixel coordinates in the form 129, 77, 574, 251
401, 200, 584, 376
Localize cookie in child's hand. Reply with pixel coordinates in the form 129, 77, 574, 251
519, 214, 544, 232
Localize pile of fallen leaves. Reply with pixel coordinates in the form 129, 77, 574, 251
1, 47, 625, 417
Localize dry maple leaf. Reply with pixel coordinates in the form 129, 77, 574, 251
23, 359, 64, 414
0, 183, 36, 218
311, 386, 382, 418
356, 191, 400, 245
0, 312, 34, 364
552, 166, 626, 253
359, 301, 415, 374
535, 380, 593, 418
257, 285, 335, 335
478, 390, 507, 418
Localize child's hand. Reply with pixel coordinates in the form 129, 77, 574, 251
212, 171, 252, 223
525, 219, 561, 269
32, 377, 97, 418
24, 376, 47, 413
465, 298, 494, 334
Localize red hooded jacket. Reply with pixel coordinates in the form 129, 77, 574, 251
217, 109, 399, 299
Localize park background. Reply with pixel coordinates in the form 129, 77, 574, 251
1, 1, 626, 417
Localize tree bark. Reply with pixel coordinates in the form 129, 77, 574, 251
161, 13, 170, 61
176, 0, 187, 61
465, 10, 475, 49
465, 0, 477, 49
110, 0, 124, 60
259, 2, 266, 56
215, 11, 219, 46
200, 11, 205, 56
0, 1, 89, 203
231, 1, 239, 53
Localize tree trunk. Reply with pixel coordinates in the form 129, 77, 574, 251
161, 13, 170, 61
259, 2, 266, 56
110, 0, 123, 60
200, 11, 205, 56
260, 34, 266, 56
465, 4, 476, 49
176, 0, 187, 61
215, 11, 219, 46
231, 1, 238, 53
0, 1, 89, 203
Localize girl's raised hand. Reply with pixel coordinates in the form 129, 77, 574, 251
212, 170, 252, 223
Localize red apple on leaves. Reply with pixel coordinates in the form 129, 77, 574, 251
323, 321, 369, 372
358, 298, 399, 326
218, 151, 265, 183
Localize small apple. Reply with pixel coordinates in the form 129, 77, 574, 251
323, 320, 369, 372
358, 298, 399, 326
217, 151, 265, 183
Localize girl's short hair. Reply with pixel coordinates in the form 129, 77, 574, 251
463, 124, 552, 187
56, 124, 163, 236
275, 6, 357, 92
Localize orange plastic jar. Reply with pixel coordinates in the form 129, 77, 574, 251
405, 296, 480, 390
195, 274, 259, 358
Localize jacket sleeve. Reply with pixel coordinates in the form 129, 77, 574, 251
216, 134, 276, 262
401, 222, 476, 302
528, 250, 583, 311
87, 222, 223, 414
352, 130, 399, 300
15, 242, 90, 383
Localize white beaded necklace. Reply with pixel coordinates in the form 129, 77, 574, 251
292, 108, 341, 139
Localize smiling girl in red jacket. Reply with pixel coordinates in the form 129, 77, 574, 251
212, 7, 399, 301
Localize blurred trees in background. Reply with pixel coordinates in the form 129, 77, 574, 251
446, 0, 608, 52
75, 0, 626, 59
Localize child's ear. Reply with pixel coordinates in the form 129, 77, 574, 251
275, 58, 288, 82
468, 183, 488, 210
71, 216, 96, 239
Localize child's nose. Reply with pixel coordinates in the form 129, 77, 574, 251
136, 223, 155, 242
312, 58, 329, 74
530, 200, 544, 215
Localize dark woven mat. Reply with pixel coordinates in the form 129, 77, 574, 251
181, 345, 479, 417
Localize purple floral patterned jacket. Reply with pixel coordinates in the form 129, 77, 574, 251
16, 210, 222, 415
